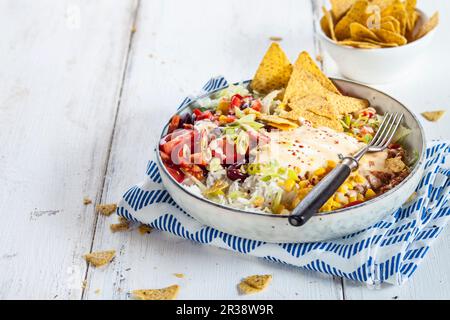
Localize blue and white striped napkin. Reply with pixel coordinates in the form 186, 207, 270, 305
117, 76, 450, 286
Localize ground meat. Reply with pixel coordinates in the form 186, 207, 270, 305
378, 170, 409, 194
387, 145, 405, 159
366, 174, 382, 190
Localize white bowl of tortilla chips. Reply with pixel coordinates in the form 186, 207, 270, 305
317, 0, 439, 84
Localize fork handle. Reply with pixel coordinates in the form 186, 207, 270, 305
288, 157, 358, 227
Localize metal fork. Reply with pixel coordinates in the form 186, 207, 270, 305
288, 112, 405, 227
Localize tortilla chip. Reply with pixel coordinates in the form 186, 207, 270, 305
404, 0, 417, 33
238, 275, 272, 295
258, 114, 298, 130
381, 0, 407, 35
132, 285, 180, 300
96, 203, 117, 216
373, 29, 407, 45
385, 157, 406, 173
349, 22, 379, 41
335, 1, 370, 41
339, 40, 381, 48
250, 43, 293, 94
322, 7, 337, 41
415, 12, 439, 40
283, 51, 340, 104
380, 21, 396, 32
358, 37, 398, 47
370, 0, 395, 10
330, 0, 358, 20
84, 250, 116, 267
421, 110, 445, 122
281, 95, 343, 132
381, 16, 401, 33
326, 93, 369, 114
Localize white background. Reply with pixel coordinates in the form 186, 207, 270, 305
0, 0, 448, 299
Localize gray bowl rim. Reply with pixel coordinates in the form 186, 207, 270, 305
155, 78, 426, 219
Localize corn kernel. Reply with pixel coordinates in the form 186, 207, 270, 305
314, 167, 326, 176
338, 184, 348, 193
327, 160, 337, 169
365, 189, 376, 199
298, 180, 309, 188
345, 183, 354, 190
354, 174, 366, 184
273, 204, 285, 214
283, 179, 296, 192
349, 196, 357, 203
293, 166, 302, 175
253, 196, 264, 207
357, 193, 364, 201
291, 196, 302, 209
320, 198, 334, 212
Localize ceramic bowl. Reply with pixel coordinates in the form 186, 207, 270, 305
156, 79, 426, 243
317, 10, 436, 84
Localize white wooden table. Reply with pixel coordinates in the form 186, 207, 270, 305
0, 0, 448, 300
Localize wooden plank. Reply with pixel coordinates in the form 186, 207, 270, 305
84, 0, 344, 299
0, 0, 137, 299
315, 0, 450, 299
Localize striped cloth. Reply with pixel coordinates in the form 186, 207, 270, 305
117, 76, 450, 285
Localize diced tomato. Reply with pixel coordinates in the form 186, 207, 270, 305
361, 109, 375, 118
181, 164, 205, 181
168, 115, 181, 134
160, 151, 171, 163
165, 165, 185, 183
192, 109, 214, 121
160, 131, 193, 156
344, 200, 363, 208
251, 100, 262, 112
230, 94, 243, 108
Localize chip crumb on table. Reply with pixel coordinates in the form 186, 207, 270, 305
84, 250, 116, 267
110, 221, 130, 233
269, 36, 283, 42
173, 273, 185, 278
83, 197, 92, 205
131, 285, 180, 300
238, 274, 272, 295
421, 110, 446, 122
95, 203, 117, 216
138, 224, 153, 235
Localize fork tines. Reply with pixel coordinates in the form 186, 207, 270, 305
370, 112, 404, 149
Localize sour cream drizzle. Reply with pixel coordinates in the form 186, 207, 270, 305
252, 126, 387, 176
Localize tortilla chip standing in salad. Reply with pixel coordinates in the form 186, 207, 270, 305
279, 51, 367, 130
250, 42, 293, 94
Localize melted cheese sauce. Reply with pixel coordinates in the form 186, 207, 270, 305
252, 126, 387, 176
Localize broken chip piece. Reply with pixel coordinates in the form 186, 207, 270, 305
238, 274, 272, 295
421, 110, 445, 122
110, 221, 130, 232
132, 285, 180, 300
96, 203, 117, 216
84, 250, 116, 267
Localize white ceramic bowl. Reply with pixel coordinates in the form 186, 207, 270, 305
317, 10, 436, 84
156, 79, 426, 243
